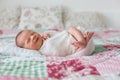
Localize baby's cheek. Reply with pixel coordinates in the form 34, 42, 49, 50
31, 44, 36, 47
29, 43, 34, 48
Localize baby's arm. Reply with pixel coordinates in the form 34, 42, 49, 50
68, 27, 86, 44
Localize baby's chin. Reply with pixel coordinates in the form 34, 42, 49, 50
37, 39, 44, 50
35, 44, 42, 50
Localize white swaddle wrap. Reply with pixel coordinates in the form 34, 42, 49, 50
68, 37, 94, 58
39, 30, 94, 57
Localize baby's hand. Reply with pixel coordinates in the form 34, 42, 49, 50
71, 41, 86, 48
71, 41, 81, 47
42, 33, 50, 40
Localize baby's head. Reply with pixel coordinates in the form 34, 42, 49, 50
16, 30, 44, 50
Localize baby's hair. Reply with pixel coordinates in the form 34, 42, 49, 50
15, 30, 24, 48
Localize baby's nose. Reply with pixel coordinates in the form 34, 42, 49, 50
31, 34, 36, 40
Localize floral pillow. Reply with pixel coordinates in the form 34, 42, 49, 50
0, 7, 21, 29
63, 11, 107, 31
18, 6, 64, 30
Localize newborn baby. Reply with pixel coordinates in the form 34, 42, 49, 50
16, 27, 94, 57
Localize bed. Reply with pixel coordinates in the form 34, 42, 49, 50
0, 1, 120, 80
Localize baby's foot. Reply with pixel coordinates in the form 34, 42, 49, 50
85, 32, 94, 43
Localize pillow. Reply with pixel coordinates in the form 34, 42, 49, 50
0, 7, 21, 29
0, 43, 40, 57
63, 11, 107, 31
18, 6, 64, 30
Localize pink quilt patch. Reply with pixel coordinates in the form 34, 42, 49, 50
103, 44, 120, 50
47, 59, 100, 79
94, 30, 120, 38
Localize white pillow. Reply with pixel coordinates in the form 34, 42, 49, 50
0, 43, 40, 57
0, 7, 21, 29
63, 11, 107, 31
18, 6, 64, 30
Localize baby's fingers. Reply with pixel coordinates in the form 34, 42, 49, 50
71, 41, 80, 47
43, 33, 50, 39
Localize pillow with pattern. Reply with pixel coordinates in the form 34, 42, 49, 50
63, 11, 107, 31
0, 7, 21, 29
18, 6, 64, 30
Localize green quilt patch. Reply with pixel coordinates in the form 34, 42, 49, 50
0, 60, 48, 78
92, 45, 108, 54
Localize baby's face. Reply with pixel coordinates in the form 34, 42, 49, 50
17, 30, 44, 50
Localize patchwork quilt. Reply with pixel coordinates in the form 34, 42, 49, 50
0, 29, 120, 80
